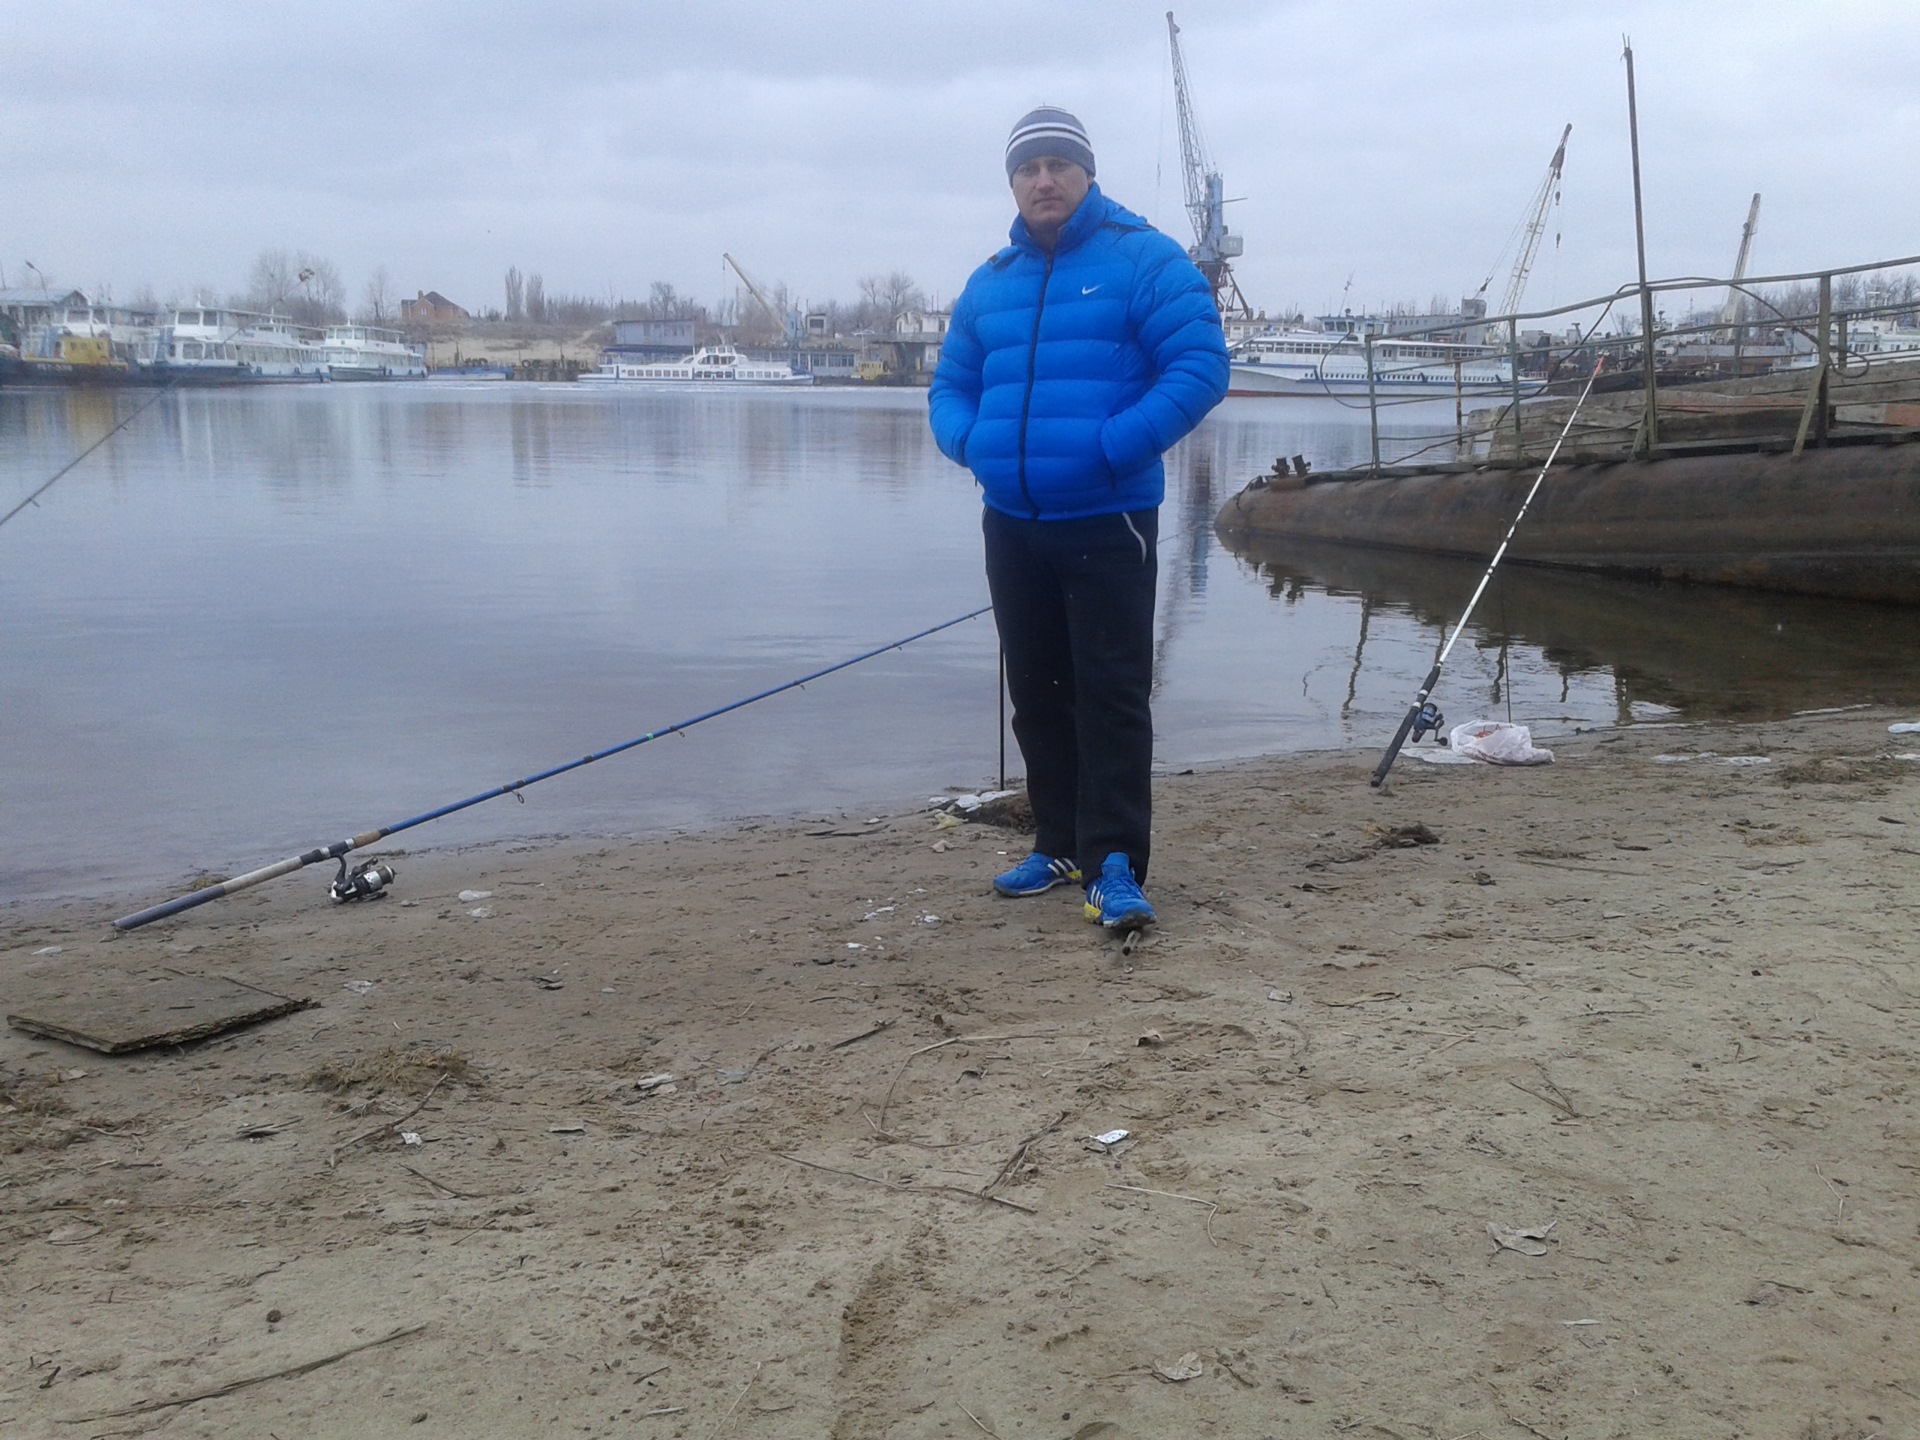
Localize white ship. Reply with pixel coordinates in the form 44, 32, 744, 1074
155, 308, 329, 381
1229, 323, 1521, 398
580, 344, 813, 386
322, 324, 427, 380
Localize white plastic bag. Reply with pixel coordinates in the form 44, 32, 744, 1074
1449, 720, 1554, 767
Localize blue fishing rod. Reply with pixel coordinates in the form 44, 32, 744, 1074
114, 606, 992, 930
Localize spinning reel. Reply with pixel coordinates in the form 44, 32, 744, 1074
330, 856, 397, 903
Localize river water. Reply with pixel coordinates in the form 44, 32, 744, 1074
6, 382, 1920, 904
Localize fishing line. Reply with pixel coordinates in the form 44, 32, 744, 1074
1368, 353, 1606, 788
111, 506, 1222, 930
115, 605, 994, 929
2, 309, 308, 532
0, 383, 177, 531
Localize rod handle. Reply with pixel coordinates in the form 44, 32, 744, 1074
114, 883, 231, 931
1371, 704, 1424, 788
1371, 666, 1442, 789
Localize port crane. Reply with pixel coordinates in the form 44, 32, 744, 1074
723, 252, 803, 347
1478, 122, 1571, 319
1718, 192, 1762, 331
1166, 11, 1250, 319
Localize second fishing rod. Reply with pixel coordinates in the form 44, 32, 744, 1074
1370, 355, 1607, 788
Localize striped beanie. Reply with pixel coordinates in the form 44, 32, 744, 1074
1005, 106, 1096, 179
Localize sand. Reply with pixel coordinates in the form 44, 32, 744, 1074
4, 708, 1917, 1439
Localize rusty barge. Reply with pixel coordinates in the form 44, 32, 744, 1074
1216, 361, 1920, 606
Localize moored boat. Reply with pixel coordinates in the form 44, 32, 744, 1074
321, 324, 427, 380
579, 344, 813, 386
1230, 325, 1524, 397
153, 308, 329, 382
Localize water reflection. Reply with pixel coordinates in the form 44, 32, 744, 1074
5, 383, 1916, 904
1225, 534, 1920, 721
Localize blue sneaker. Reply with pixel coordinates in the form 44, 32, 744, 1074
992, 853, 1081, 897
1084, 853, 1156, 930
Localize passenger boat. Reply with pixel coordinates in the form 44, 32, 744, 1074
1230, 324, 1523, 398
321, 324, 427, 380
153, 308, 329, 382
579, 345, 813, 386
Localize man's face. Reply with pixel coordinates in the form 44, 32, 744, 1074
1010, 155, 1091, 237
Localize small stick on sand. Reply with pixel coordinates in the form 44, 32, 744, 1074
1106, 1183, 1222, 1247
959, 1401, 1004, 1438
878, 1029, 1065, 1132
983, 1111, 1069, 1194
330, 1072, 449, 1168
1815, 1164, 1845, 1224
773, 1151, 1036, 1214
831, 1017, 896, 1049
703, 1360, 762, 1440
66, 1323, 427, 1421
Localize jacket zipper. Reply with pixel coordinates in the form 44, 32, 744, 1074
1015, 249, 1056, 519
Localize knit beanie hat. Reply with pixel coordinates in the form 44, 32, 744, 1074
1005, 107, 1096, 179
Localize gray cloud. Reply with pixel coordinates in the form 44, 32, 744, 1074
4, 0, 1915, 319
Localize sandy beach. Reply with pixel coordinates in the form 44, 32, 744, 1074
4, 707, 1917, 1439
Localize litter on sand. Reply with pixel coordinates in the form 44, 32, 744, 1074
344, 980, 375, 995
1888, 721, 1920, 734
1486, 1219, 1558, 1255
1450, 721, 1554, 766
1153, 1352, 1205, 1382
457, 890, 492, 902
1086, 1129, 1131, 1153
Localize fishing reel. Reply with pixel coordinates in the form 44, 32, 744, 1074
1410, 702, 1446, 744
330, 857, 397, 904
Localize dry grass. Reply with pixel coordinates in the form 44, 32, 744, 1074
306, 1044, 477, 1096
1773, 756, 1912, 787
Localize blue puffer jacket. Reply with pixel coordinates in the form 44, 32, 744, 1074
929, 184, 1229, 520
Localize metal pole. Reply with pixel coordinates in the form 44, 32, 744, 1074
998, 645, 1007, 791
1365, 334, 1381, 473
1508, 316, 1523, 455
1624, 37, 1659, 455
1454, 358, 1465, 451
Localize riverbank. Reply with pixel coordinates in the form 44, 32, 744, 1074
5, 709, 1917, 1437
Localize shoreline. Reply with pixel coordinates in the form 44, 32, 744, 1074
4, 710, 1917, 1435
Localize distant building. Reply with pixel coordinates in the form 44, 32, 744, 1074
884, 308, 951, 376
401, 290, 469, 323
612, 319, 697, 348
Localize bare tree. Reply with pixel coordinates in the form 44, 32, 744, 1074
504, 266, 524, 322
360, 265, 394, 323
293, 252, 345, 325
524, 272, 546, 324
881, 271, 924, 325
248, 249, 298, 311
858, 271, 925, 331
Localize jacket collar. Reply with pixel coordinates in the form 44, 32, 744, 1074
1008, 182, 1110, 257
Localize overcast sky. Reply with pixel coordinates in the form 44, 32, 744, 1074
5, 1, 1916, 323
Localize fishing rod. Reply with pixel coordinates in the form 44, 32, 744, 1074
114, 606, 992, 930
1369, 354, 1606, 788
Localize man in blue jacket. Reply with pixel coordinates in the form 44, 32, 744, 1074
929, 106, 1229, 931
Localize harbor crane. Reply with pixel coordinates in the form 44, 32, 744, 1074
1718, 192, 1762, 331
1478, 122, 1571, 319
723, 252, 803, 347
1166, 11, 1251, 320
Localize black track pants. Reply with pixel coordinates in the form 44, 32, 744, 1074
982, 504, 1158, 884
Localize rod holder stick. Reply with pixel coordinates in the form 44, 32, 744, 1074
1365, 334, 1381, 474
1624, 37, 1659, 455
1369, 356, 1605, 789
115, 606, 993, 930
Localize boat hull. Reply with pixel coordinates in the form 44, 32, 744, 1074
1215, 442, 1920, 604
1227, 362, 1525, 398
